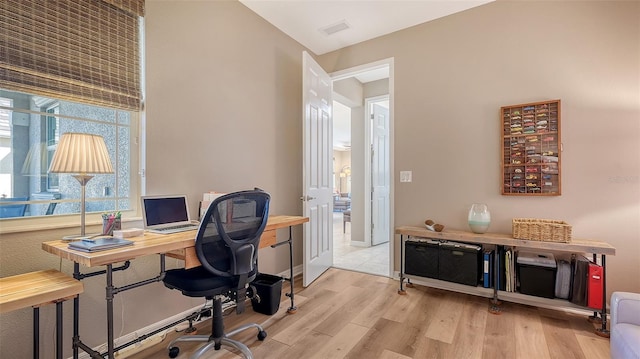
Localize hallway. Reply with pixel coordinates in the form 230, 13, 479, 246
332, 212, 389, 276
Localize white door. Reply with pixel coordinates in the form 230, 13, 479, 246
302, 51, 333, 287
371, 103, 390, 246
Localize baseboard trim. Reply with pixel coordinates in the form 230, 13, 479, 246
277, 264, 303, 279
71, 304, 206, 359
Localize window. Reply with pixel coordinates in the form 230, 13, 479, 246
0, 89, 139, 221
0, 0, 143, 228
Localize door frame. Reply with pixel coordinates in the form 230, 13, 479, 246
330, 57, 394, 277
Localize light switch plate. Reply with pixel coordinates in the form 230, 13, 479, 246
400, 171, 412, 183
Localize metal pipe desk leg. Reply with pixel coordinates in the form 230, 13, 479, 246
56, 300, 63, 359
33, 307, 39, 359
106, 264, 115, 358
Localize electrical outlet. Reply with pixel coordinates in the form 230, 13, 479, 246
400, 171, 412, 183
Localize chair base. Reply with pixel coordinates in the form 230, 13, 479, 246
167, 322, 266, 359
161, 291, 267, 358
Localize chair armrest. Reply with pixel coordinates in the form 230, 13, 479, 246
611, 291, 640, 327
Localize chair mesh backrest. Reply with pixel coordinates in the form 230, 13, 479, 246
195, 190, 270, 279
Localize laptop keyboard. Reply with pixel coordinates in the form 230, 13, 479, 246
155, 223, 199, 233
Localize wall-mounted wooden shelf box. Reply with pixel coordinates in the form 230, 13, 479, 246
501, 100, 561, 196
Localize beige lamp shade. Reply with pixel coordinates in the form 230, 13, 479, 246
48, 133, 114, 174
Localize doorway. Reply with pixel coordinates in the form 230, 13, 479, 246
330, 58, 393, 277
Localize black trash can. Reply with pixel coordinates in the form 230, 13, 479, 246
251, 273, 283, 315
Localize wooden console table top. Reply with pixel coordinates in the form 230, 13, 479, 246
395, 226, 615, 255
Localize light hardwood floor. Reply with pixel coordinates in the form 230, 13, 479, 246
129, 268, 610, 359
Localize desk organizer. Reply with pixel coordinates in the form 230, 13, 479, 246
512, 218, 572, 242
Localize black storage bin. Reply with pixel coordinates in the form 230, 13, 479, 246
251, 273, 283, 315
405, 239, 439, 279
438, 241, 482, 286
517, 251, 557, 299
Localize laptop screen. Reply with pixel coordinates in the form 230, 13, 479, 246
142, 195, 191, 228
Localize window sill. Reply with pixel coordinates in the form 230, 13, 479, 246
0, 213, 142, 235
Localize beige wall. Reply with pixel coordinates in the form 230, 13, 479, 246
144, 0, 307, 276
318, 1, 640, 295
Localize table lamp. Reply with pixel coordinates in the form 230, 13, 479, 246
48, 133, 114, 240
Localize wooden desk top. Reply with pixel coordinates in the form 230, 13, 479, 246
0, 269, 84, 313
395, 226, 615, 256
42, 215, 309, 268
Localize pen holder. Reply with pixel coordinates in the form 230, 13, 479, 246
103, 218, 121, 235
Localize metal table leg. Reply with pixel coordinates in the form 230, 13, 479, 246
489, 246, 502, 314
595, 254, 610, 337
33, 307, 39, 359
56, 301, 63, 359
286, 227, 296, 313
271, 227, 297, 313
398, 234, 409, 294
106, 264, 115, 358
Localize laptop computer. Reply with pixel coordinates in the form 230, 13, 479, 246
141, 195, 200, 234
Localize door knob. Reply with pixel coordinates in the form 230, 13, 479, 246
300, 195, 316, 201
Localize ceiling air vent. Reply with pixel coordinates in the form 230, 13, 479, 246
319, 20, 350, 36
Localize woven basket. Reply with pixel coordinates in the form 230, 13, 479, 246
512, 218, 572, 243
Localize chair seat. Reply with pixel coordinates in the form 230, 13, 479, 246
164, 267, 233, 298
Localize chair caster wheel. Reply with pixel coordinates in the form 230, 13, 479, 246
258, 330, 267, 341
168, 346, 179, 358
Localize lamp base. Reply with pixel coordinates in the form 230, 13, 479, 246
62, 233, 103, 242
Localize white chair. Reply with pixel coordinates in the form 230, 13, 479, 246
610, 291, 640, 359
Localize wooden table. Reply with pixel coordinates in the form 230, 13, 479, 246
395, 226, 616, 336
0, 269, 83, 359
42, 215, 308, 359
165, 215, 309, 269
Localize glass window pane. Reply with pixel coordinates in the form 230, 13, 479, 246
0, 89, 136, 219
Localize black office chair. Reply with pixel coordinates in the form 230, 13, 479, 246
163, 190, 270, 359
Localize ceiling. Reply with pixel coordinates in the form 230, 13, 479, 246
239, 0, 494, 55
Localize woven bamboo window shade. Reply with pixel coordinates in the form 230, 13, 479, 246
0, 0, 144, 111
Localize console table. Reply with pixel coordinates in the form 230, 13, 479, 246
396, 226, 615, 336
